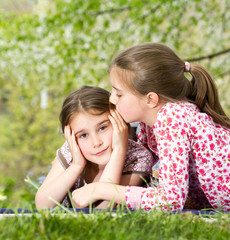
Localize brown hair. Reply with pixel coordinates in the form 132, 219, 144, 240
109, 43, 230, 128
59, 85, 134, 138
59, 86, 115, 133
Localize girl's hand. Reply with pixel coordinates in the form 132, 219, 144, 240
72, 183, 98, 208
71, 182, 126, 208
108, 109, 128, 151
64, 125, 86, 169
99, 110, 128, 184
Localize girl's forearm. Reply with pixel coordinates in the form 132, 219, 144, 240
35, 164, 83, 209
97, 182, 127, 204
72, 182, 127, 208
100, 109, 128, 185
99, 147, 126, 184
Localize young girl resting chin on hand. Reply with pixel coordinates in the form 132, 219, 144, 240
35, 85, 154, 209
72, 43, 230, 212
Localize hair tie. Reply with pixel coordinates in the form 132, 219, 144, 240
184, 61, 190, 72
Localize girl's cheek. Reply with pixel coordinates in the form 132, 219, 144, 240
77, 141, 85, 153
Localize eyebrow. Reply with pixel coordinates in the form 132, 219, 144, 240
112, 86, 122, 91
75, 119, 110, 136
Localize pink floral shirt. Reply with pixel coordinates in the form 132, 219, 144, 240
126, 101, 230, 211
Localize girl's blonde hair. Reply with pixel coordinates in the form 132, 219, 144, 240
109, 43, 230, 128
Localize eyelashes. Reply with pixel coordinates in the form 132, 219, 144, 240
77, 124, 110, 140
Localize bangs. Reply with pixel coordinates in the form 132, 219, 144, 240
111, 66, 140, 96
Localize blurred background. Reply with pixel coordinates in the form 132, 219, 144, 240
0, 0, 230, 208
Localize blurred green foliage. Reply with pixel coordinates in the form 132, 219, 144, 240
0, 0, 230, 206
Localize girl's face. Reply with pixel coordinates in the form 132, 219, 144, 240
109, 67, 146, 123
70, 111, 113, 166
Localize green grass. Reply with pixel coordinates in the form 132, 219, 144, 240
0, 209, 230, 240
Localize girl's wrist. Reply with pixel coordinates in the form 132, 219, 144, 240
96, 182, 126, 204
69, 162, 85, 174
112, 147, 127, 161
88, 182, 101, 202
94, 182, 106, 200
112, 145, 127, 154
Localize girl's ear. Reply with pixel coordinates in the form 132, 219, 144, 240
146, 92, 159, 108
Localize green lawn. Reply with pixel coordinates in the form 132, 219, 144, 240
0, 210, 230, 240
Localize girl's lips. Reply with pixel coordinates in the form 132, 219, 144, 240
95, 147, 108, 156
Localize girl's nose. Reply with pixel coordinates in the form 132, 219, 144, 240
92, 134, 103, 148
109, 92, 116, 105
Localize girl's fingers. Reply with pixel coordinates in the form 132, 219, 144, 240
64, 125, 78, 152
109, 110, 128, 150
108, 114, 118, 132
110, 110, 126, 130
71, 129, 75, 142
64, 125, 69, 138
64, 125, 86, 168
64, 125, 72, 146
114, 109, 127, 127
71, 129, 79, 150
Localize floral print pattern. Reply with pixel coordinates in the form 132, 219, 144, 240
57, 139, 154, 207
126, 101, 230, 211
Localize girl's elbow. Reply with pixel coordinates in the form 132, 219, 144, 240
35, 199, 57, 209
35, 192, 57, 209
35, 193, 46, 209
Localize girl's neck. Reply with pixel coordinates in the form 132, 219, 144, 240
84, 162, 106, 183
142, 101, 165, 127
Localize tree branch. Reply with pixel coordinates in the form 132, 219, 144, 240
186, 48, 230, 62
137, 4, 161, 21
92, 6, 131, 16
123, 4, 162, 30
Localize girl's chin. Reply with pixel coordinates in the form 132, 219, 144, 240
88, 156, 111, 167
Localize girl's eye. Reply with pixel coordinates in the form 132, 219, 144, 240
78, 133, 88, 139
116, 93, 122, 97
99, 125, 108, 132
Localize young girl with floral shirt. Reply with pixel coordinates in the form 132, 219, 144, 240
71, 43, 230, 212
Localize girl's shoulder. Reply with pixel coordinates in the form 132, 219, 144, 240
127, 139, 154, 159
56, 141, 72, 168
124, 139, 155, 175
158, 101, 199, 120
162, 101, 199, 112
127, 138, 145, 151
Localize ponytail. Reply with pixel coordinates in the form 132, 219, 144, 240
109, 42, 230, 128
187, 63, 230, 128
